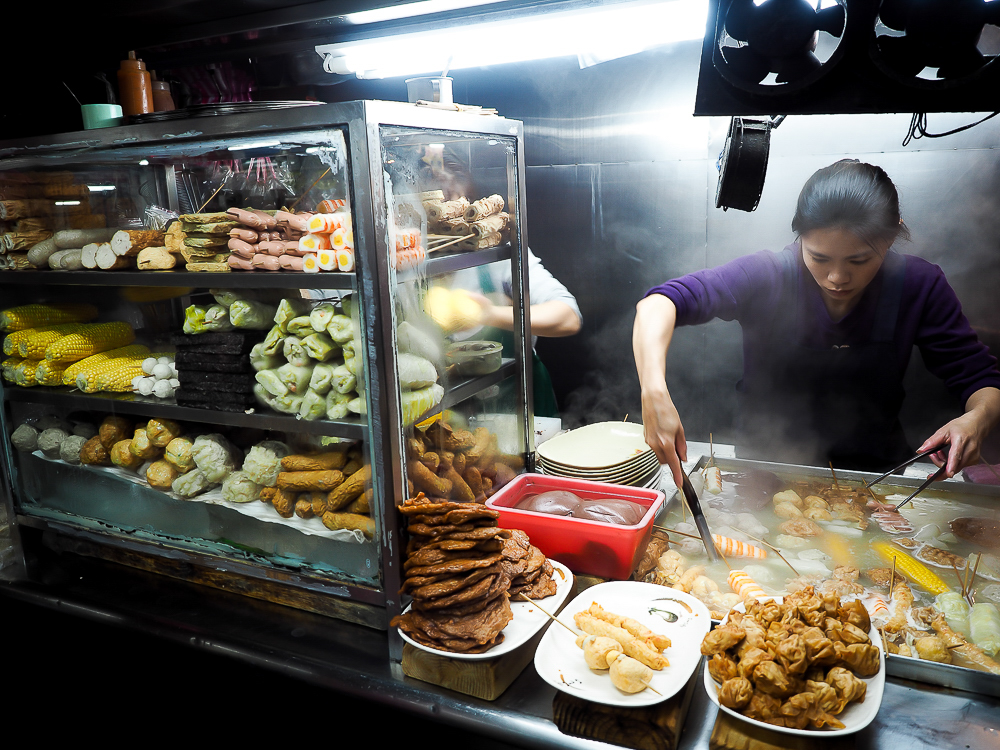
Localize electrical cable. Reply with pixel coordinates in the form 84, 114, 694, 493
903, 111, 1000, 147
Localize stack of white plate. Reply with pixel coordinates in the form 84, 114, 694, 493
535, 422, 661, 489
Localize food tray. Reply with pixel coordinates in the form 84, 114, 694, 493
661, 455, 1000, 698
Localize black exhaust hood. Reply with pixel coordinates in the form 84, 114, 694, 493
695, 0, 1000, 116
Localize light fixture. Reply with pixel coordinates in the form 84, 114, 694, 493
317, 0, 709, 79
87, 185, 116, 192
228, 139, 282, 151
54, 201, 81, 206
138, 159, 149, 166
345, 0, 507, 25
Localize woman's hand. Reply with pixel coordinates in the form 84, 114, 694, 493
918, 387, 1000, 477
641, 384, 687, 487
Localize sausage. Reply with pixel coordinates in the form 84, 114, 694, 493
275, 210, 311, 232
229, 227, 258, 242
227, 207, 276, 229
259, 241, 285, 256
228, 255, 254, 271
228, 237, 256, 257
251, 254, 281, 271
278, 255, 303, 271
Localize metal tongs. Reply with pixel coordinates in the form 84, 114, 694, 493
680, 472, 720, 562
863, 444, 948, 511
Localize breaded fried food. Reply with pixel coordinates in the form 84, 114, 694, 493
574, 612, 670, 670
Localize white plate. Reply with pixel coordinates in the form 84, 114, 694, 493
397, 560, 574, 661
536, 422, 652, 469
538, 464, 662, 489
539, 454, 659, 480
533, 582, 711, 707
703, 599, 886, 737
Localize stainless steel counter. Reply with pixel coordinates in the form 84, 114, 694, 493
3, 544, 998, 750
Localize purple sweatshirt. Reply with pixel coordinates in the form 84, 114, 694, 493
644, 243, 1000, 405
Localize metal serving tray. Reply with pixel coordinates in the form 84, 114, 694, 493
661, 455, 1000, 698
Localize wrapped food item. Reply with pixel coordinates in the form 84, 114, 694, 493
970, 603, 1000, 656
274, 299, 311, 333
330, 363, 357, 395
282, 336, 311, 367
286, 316, 314, 337
299, 389, 327, 421
172, 468, 214, 498
309, 302, 337, 332
326, 314, 354, 344
401, 384, 444, 426
276, 362, 314, 394
145, 418, 182, 448
302, 332, 338, 362
398, 353, 437, 390
222, 471, 262, 504
271, 393, 305, 415
182, 305, 209, 334
261, 325, 286, 356
192, 434, 239, 484
308, 363, 337, 395
326, 390, 352, 419
230, 300, 278, 330
255, 369, 288, 397
128, 428, 160, 460
249, 342, 283, 372
935, 592, 971, 637
397, 321, 442, 365
242, 441, 291, 486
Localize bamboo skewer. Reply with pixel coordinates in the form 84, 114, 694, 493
289, 167, 331, 211
654, 525, 701, 540
969, 554, 982, 605
744, 533, 799, 576
889, 558, 897, 602
952, 560, 968, 600
829, 461, 840, 490
197, 171, 231, 213
427, 233, 474, 253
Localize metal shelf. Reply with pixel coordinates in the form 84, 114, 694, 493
398, 244, 513, 283
0, 269, 357, 290
2, 386, 367, 439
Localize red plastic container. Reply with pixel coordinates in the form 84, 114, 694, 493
486, 473, 664, 579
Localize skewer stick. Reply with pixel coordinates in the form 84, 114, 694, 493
829, 462, 840, 490
288, 167, 332, 211
979, 457, 1000, 483
716, 546, 732, 571
969, 554, 982, 605
951, 560, 967, 599
517, 593, 577, 636
426, 233, 474, 253
709, 433, 715, 468
197, 172, 231, 213
889, 558, 897, 602
654, 524, 701, 540
744, 533, 799, 576
964, 555, 973, 603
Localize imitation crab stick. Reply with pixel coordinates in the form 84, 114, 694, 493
728, 570, 767, 603
713, 535, 766, 559
299, 233, 331, 252
316, 198, 347, 213
336, 248, 355, 272
865, 593, 890, 618
307, 212, 349, 234
703, 466, 722, 494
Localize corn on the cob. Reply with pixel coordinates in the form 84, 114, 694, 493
61, 344, 150, 386
11, 359, 40, 386
34, 360, 69, 386
75, 355, 146, 393
728, 569, 767, 603
872, 540, 950, 595
44, 322, 135, 364
93, 362, 146, 393
4, 327, 41, 355
2, 356, 24, 382
18, 323, 86, 359
713, 535, 766, 559
0, 303, 98, 331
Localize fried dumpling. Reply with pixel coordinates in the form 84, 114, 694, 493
708, 653, 739, 684
753, 660, 796, 698
701, 623, 746, 656
719, 677, 754, 709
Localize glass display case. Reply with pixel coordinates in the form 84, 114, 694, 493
0, 101, 533, 649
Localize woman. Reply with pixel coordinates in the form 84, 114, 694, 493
633, 160, 1000, 486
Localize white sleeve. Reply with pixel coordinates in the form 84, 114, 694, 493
505, 248, 582, 324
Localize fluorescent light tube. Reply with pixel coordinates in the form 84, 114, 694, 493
346, 0, 507, 24
318, 0, 708, 79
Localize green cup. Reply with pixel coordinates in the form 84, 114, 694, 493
81, 104, 124, 129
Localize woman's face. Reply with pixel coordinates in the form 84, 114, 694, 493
800, 227, 891, 312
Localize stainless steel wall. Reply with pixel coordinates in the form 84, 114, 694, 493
327, 39, 1000, 454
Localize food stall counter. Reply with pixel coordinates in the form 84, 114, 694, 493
3, 539, 997, 750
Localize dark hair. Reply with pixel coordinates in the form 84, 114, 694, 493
791, 160, 910, 249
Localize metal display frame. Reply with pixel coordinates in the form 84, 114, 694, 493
0, 101, 534, 659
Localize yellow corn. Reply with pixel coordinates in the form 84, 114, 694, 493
61, 344, 150, 386
44, 321, 135, 364
94, 363, 146, 393
4, 327, 41, 356
11, 360, 40, 386
76, 355, 146, 393
34, 361, 68, 386
18, 323, 86, 359
873, 541, 951, 595
0, 303, 99, 331
2, 356, 24, 382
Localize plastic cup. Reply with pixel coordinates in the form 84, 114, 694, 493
81, 104, 124, 129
